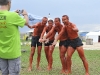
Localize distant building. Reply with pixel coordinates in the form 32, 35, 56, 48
86, 31, 100, 43
79, 32, 89, 41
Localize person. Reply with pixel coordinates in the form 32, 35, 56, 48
61, 15, 89, 75
28, 17, 48, 71
44, 18, 68, 74
39, 20, 56, 71
26, 36, 29, 41
0, 0, 29, 75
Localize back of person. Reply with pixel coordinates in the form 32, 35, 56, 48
0, 11, 25, 59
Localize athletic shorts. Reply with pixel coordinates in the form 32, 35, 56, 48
45, 40, 54, 46
59, 40, 69, 47
0, 57, 21, 75
31, 36, 42, 47
69, 37, 83, 49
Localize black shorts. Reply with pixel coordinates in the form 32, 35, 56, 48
31, 36, 42, 47
64, 40, 70, 48
59, 40, 69, 47
69, 37, 83, 49
45, 40, 54, 46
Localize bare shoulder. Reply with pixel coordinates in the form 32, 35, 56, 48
44, 25, 47, 29
50, 26, 55, 32
62, 24, 65, 27
70, 22, 76, 26
35, 22, 41, 27
63, 25, 66, 30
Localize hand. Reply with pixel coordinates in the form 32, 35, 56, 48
72, 28, 78, 32
15, 10, 19, 13
45, 39, 49, 44
71, 24, 78, 32
22, 10, 28, 16
27, 25, 32, 29
39, 39, 43, 43
49, 45, 54, 50
52, 40, 57, 46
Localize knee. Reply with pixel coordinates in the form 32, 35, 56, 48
49, 54, 52, 57
66, 55, 72, 61
30, 52, 34, 56
60, 53, 64, 58
80, 57, 87, 62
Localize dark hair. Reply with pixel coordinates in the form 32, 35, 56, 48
62, 15, 69, 20
43, 17, 48, 19
55, 18, 61, 22
48, 20, 53, 23
0, 0, 10, 5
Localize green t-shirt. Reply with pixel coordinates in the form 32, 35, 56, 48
0, 10, 25, 59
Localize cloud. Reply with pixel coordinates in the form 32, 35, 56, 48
11, 0, 100, 33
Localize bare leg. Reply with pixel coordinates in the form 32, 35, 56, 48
76, 46, 89, 75
48, 45, 55, 71
44, 46, 49, 68
59, 46, 67, 74
65, 55, 67, 70
66, 46, 75, 74
28, 47, 36, 71
37, 46, 42, 70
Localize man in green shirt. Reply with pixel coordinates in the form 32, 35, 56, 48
0, 0, 29, 75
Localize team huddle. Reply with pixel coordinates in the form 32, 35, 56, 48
27, 15, 89, 75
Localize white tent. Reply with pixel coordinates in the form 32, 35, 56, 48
86, 32, 100, 42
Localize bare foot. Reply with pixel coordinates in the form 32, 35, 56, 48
65, 71, 71, 75
47, 67, 52, 71
36, 67, 41, 70
28, 67, 32, 72
47, 65, 49, 69
85, 73, 89, 75
60, 70, 66, 74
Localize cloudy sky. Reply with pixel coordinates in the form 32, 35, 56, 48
11, 0, 100, 32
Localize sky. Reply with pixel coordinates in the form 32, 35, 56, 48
11, 0, 100, 32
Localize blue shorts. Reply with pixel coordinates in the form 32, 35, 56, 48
0, 57, 21, 75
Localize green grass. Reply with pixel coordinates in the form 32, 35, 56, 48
21, 45, 100, 75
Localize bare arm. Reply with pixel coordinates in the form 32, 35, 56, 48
26, 23, 38, 29
21, 10, 29, 25
72, 24, 79, 32
55, 26, 65, 41
52, 26, 65, 45
27, 24, 32, 29
45, 26, 55, 39
15, 10, 29, 26
23, 15, 29, 25
31, 23, 39, 28
49, 31, 56, 40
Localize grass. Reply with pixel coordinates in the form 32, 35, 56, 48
20, 45, 100, 75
